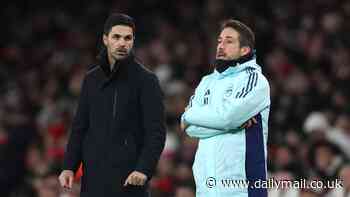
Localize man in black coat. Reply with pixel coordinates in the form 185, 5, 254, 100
58, 13, 166, 197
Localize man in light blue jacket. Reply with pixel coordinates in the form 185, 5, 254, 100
181, 19, 270, 197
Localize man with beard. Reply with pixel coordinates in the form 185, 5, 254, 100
58, 13, 166, 197
181, 19, 270, 197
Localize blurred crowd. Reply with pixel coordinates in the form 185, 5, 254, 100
1, 0, 350, 196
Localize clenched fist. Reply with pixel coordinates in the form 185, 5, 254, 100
124, 171, 148, 186
58, 170, 74, 189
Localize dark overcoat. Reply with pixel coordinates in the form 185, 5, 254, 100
63, 54, 166, 197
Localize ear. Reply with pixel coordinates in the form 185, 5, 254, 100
240, 46, 251, 56
103, 34, 108, 46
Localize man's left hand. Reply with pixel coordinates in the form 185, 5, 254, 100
240, 117, 257, 129
124, 171, 148, 186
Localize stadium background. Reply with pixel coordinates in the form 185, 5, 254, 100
1, 0, 350, 196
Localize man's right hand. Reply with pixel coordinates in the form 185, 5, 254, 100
180, 122, 189, 131
180, 106, 190, 131
58, 170, 74, 189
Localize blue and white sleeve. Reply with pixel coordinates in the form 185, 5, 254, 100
185, 125, 241, 139
183, 73, 270, 131
181, 77, 233, 138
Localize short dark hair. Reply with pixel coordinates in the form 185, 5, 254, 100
220, 19, 255, 50
103, 13, 136, 36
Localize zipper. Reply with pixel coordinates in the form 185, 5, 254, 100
113, 88, 117, 118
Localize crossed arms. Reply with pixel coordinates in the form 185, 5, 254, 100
181, 74, 270, 139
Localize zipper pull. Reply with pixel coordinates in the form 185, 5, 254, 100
124, 139, 128, 145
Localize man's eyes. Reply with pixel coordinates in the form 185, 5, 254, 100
218, 39, 234, 44
112, 35, 132, 41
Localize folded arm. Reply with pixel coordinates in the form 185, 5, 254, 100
183, 73, 270, 131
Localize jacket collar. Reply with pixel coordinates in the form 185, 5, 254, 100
98, 51, 135, 78
98, 52, 135, 89
214, 57, 261, 78
215, 51, 255, 73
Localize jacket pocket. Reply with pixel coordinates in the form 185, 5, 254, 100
110, 133, 138, 167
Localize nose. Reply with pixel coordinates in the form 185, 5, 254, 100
217, 42, 224, 51
118, 38, 126, 47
